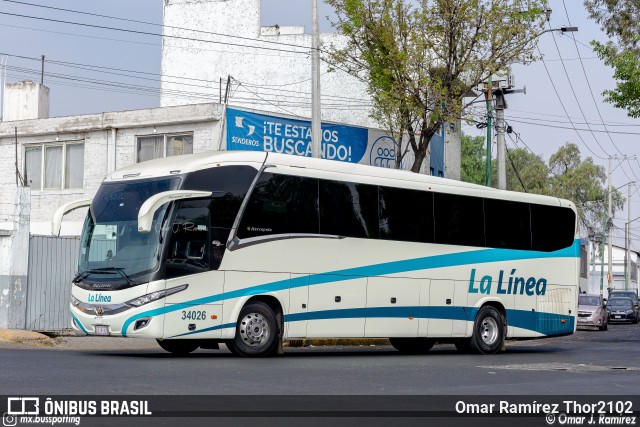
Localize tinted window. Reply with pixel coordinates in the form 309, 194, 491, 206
165, 199, 211, 279
184, 166, 258, 229
434, 193, 485, 247
238, 173, 319, 239
319, 180, 378, 238
484, 198, 532, 250
530, 204, 575, 252
379, 187, 434, 243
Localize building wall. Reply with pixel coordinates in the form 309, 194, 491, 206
586, 240, 639, 296
3, 81, 50, 121
161, 0, 461, 180
0, 103, 223, 236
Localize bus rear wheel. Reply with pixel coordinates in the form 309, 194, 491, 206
227, 301, 279, 357
156, 339, 200, 355
470, 306, 505, 355
389, 338, 435, 354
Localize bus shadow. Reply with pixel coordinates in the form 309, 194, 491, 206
82, 345, 565, 359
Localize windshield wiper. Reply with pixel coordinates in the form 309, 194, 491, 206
73, 267, 138, 286
73, 269, 117, 283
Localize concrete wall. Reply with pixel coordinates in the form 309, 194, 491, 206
0, 187, 30, 329
3, 81, 50, 122
161, 0, 461, 180
0, 103, 223, 236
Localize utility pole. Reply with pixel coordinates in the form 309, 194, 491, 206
600, 202, 606, 296
484, 75, 492, 187
311, 0, 321, 159
626, 184, 631, 290
41, 55, 45, 85
607, 156, 612, 294
479, 75, 524, 189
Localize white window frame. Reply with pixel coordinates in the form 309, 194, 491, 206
23, 141, 85, 191
136, 132, 194, 163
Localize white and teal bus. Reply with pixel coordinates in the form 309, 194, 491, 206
53, 151, 579, 357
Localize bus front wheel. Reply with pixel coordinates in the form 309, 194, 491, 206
389, 338, 435, 354
470, 306, 505, 355
156, 339, 200, 355
228, 301, 280, 357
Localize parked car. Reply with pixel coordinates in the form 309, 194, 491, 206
577, 294, 608, 330
609, 290, 640, 305
606, 297, 639, 324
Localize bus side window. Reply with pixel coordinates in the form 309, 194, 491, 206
165, 199, 212, 279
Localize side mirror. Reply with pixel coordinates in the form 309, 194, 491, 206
52, 199, 92, 236
137, 190, 211, 233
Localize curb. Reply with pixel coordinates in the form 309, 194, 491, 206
0, 329, 58, 346
286, 338, 390, 347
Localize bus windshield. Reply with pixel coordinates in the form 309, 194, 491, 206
77, 177, 181, 285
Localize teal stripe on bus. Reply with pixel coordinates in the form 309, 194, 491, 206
166, 306, 574, 338
122, 240, 580, 336
70, 312, 88, 334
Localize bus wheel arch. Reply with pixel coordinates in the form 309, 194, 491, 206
469, 302, 506, 355
226, 295, 284, 357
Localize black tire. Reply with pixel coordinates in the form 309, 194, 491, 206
454, 339, 473, 353
227, 301, 280, 357
156, 339, 200, 355
470, 306, 505, 355
604, 320, 608, 331
389, 338, 435, 354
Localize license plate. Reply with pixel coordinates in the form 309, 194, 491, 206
94, 325, 109, 336
614, 315, 622, 319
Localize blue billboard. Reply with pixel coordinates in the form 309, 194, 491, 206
226, 108, 369, 163
225, 107, 446, 176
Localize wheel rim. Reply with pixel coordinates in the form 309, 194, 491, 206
480, 317, 499, 346
239, 312, 270, 347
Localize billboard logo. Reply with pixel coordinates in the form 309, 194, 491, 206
370, 136, 396, 168
234, 116, 255, 136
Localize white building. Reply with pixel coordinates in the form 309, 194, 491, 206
160, 0, 462, 179
0, 98, 224, 236
582, 239, 639, 296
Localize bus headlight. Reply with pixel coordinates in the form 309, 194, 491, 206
124, 284, 189, 308
71, 295, 80, 307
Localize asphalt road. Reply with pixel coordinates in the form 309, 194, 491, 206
1, 323, 639, 396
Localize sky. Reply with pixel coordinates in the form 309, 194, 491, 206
1, 0, 639, 247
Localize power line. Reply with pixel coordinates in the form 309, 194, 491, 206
548, 29, 611, 159
560, 1, 640, 182
0, 0, 314, 52
507, 118, 640, 136
0, 11, 309, 55
535, 44, 606, 160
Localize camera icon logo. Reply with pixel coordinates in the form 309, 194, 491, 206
2, 412, 17, 427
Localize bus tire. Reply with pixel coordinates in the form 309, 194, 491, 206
156, 339, 200, 355
389, 338, 434, 354
228, 301, 279, 357
470, 306, 505, 355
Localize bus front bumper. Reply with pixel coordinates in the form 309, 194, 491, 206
70, 300, 165, 338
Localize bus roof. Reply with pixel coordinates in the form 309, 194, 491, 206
106, 151, 576, 211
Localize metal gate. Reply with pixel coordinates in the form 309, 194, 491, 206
25, 235, 80, 331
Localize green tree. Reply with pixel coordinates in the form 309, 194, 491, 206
585, 0, 640, 117
325, 0, 548, 172
547, 143, 624, 236
490, 147, 548, 194
460, 134, 485, 185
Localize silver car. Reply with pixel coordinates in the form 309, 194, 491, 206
577, 294, 608, 331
